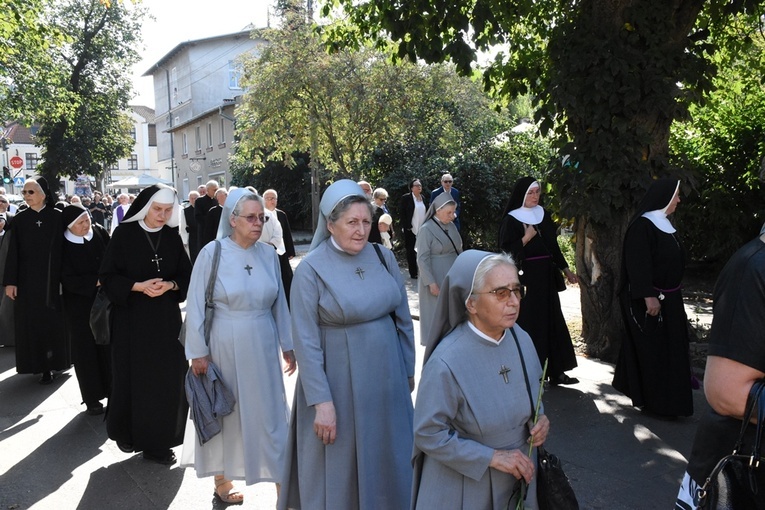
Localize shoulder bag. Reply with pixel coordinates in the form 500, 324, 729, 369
179, 240, 221, 346
696, 379, 765, 509
510, 328, 579, 510
89, 287, 112, 345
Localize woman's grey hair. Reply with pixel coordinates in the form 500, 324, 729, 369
327, 195, 374, 224
468, 252, 517, 302
231, 193, 264, 217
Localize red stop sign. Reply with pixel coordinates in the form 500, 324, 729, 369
9, 156, 23, 170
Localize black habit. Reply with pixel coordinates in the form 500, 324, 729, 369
193, 194, 216, 253
183, 204, 198, 263
200, 204, 222, 251
498, 210, 577, 379
275, 208, 295, 303
61, 222, 112, 407
2, 206, 69, 373
99, 221, 192, 452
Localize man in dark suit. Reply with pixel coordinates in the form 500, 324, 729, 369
200, 188, 227, 250
430, 173, 461, 231
184, 190, 200, 264
399, 178, 428, 279
194, 180, 219, 253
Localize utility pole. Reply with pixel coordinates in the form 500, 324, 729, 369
306, 0, 320, 229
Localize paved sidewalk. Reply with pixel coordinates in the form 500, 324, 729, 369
0, 246, 709, 509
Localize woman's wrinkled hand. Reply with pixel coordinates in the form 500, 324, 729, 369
5, 285, 17, 300
490, 449, 535, 483
314, 401, 337, 445
282, 350, 297, 376
644, 296, 661, 316
564, 268, 579, 285
191, 356, 210, 377
429, 283, 440, 297
527, 414, 550, 447
522, 224, 537, 245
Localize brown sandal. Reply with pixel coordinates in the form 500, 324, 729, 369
214, 477, 244, 505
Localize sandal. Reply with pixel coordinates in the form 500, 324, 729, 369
214, 477, 244, 505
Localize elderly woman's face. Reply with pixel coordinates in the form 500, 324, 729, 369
467, 264, 522, 339
328, 202, 372, 255
22, 182, 45, 209
524, 186, 541, 208
68, 213, 92, 237
230, 199, 265, 246
144, 202, 174, 229
435, 204, 456, 224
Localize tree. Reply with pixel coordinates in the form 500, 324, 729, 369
9, 0, 145, 191
325, 0, 765, 360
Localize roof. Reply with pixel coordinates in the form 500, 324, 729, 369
166, 100, 237, 133
3, 121, 40, 145
142, 29, 259, 77
130, 105, 156, 123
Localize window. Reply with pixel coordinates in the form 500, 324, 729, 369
195, 126, 201, 151
109, 161, 119, 171
228, 60, 242, 89
171, 67, 178, 101
130, 126, 137, 141
128, 153, 138, 170
219, 118, 226, 144
25, 153, 40, 170
206, 122, 213, 149
182, 133, 188, 155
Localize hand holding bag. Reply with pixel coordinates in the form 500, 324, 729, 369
696, 379, 765, 509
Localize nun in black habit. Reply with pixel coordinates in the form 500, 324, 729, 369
497, 177, 578, 385
99, 184, 192, 464
3, 176, 69, 384
60, 204, 111, 415
612, 178, 693, 418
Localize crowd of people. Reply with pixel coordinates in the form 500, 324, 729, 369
1, 171, 761, 509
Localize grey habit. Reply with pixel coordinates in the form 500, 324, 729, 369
279, 180, 416, 510
415, 192, 462, 345
413, 250, 544, 510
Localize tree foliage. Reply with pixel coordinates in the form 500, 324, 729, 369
4, 0, 145, 190
323, 0, 765, 359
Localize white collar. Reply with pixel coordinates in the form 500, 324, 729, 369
64, 228, 94, 244
138, 220, 163, 233
330, 236, 350, 254
641, 210, 676, 234
467, 321, 505, 345
509, 205, 544, 225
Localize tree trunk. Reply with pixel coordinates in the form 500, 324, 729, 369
575, 212, 630, 361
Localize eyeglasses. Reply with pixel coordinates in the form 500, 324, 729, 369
0, 200, 8, 204
234, 213, 269, 224
21, 190, 36, 195
473, 285, 526, 302
443, 180, 453, 184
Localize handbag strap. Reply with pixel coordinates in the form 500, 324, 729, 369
429, 217, 461, 254
732, 379, 765, 455
372, 243, 399, 330
509, 327, 536, 418
203, 240, 222, 346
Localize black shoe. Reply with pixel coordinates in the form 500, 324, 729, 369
86, 403, 104, 416
550, 374, 579, 386
116, 441, 134, 453
143, 449, 176, 465
39, 371, 53, 385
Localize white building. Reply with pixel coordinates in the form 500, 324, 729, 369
143, 30, 265, 193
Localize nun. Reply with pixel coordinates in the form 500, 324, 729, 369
60, 204, 111, 415
180, 188, 295, 504
612, 178, 693, 418
412, 250, 550, 509
3, 176, 68, 384
415, 191, 462, 346
497, 177, 578, 386
99, 184, 192, 464
278, 180, 415, 510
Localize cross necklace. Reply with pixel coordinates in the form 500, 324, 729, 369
143, 230, 164, 272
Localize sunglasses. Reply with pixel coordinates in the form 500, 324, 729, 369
443, 180, 453, 184
21, 190, 36, 195
234, 213, 269, 224
473, 285, 526, 302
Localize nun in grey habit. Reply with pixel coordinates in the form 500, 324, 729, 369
412, 250, 550, 510
278, 180, 416, 510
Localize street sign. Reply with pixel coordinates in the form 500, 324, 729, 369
13, 177, 25, 186
9, 156, 23, 170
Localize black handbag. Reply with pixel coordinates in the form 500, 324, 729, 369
537, 445, 580, 510
89, 287, 112, 345
696, 379, 765, 509
509, 328, 579, 510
